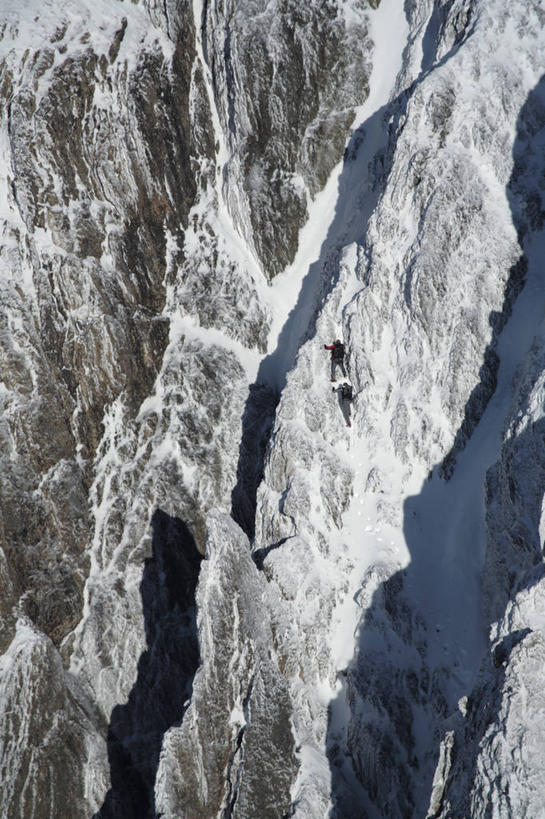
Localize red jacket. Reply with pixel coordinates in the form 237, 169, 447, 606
325, 343, 345, 359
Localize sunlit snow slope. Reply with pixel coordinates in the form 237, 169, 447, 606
249, 0, 545, 816
2, 0, 545, 817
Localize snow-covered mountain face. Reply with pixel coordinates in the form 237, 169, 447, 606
2, 0, 545, 816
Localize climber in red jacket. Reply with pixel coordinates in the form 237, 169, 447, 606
324, 339, 347, 381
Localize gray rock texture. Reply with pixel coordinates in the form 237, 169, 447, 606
0, 0, 376, 815
3, 0, 545, 816
156, 511, 297, 818
203, 0, 374, 276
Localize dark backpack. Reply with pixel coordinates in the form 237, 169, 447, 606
333, 341, 345, 359
342, 384, 353, 400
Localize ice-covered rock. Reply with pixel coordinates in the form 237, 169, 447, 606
155, 510, 297, 818
3, 0, 545, 815
0, 0, 379, 814
252, 0, 545, 814
0, 619, 104, 818
430, 581, 545, 818
202, 0, 374, 276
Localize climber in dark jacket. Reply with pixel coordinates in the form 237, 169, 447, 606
332, 381, 354, 427
324, 339, 347, 381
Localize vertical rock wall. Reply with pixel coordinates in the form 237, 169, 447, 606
0, 0, 375, 815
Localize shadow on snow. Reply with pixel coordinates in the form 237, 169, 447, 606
326, 64, 545, 819
93, 510, 203, 819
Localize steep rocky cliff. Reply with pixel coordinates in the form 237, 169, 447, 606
0, 0, 373, 815
2, 0, 545, 816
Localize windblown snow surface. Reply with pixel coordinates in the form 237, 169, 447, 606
2, 0, 545, 816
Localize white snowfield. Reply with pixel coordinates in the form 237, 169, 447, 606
1, 0, 545, 816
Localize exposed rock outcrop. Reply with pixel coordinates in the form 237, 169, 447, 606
0, 0, 377, 815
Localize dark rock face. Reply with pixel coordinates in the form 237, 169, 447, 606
0, 3, 199, 653
204, 0, 373, 276
0, 0, 376, 815
0, 621, 102, 819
